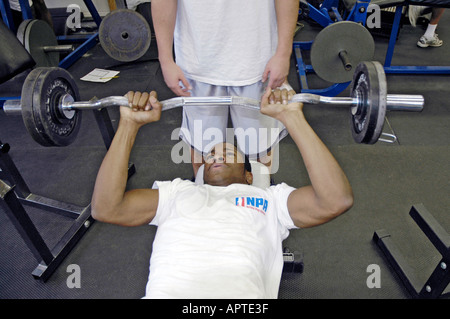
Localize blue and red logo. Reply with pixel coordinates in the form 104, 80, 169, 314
235, 197, 268, 215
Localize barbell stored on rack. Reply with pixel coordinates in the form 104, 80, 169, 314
1, 61, 424, 147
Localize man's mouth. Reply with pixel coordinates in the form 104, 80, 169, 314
210, 163, 226, 170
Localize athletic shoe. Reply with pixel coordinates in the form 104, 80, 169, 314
417, 34, 443, 48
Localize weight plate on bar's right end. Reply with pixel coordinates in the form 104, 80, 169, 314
350, 61, 387, 144
310, 21, 375, 84
99, 9, 151, 62
21, 67, 82, 147
18, 19, 60, 68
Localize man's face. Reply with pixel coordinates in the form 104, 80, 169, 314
203, 143, 253, 186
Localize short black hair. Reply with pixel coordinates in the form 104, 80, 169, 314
244, 153, 252, 173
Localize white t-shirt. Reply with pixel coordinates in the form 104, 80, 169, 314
174, 0, 278, 86
126, 0, 150, 11
144, 178, 297, 299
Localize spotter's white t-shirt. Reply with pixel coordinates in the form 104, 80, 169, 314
144, 178, 297, 299
174, 0, 278, 86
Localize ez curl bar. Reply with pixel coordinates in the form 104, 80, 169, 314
1, 61, 424, 147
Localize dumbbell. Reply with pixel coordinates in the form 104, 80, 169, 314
1, 61, 424, 147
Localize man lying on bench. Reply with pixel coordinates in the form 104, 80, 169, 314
90, 87, 354, 298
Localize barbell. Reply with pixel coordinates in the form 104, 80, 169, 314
1, 61, 424, 147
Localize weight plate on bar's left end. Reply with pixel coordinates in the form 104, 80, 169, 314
21, 67, 82, 147
311, 21, 375, 83
19, 19, 60, 68
21, 68, 52, 146
350, 61, 387, 144
99, 9, 151, 62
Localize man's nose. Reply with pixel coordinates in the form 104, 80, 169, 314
213, 155, 225, 163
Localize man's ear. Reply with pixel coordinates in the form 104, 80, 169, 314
245, 171, 253, 185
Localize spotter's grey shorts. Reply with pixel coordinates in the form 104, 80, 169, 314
179, 78, 288, 158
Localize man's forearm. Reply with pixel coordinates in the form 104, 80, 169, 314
274, 0, 299, 58
151, 0, 178, 64
281, 110, 353, 210
91, 120, 140, 219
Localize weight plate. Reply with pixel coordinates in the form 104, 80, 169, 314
19, 19, 60, 68
310, 21, 375, 83
350, 61, 387, 144
16, 19, 33, 45
99, 9, 151, 62
21, 67, 82, 147
21, 68, 51, 146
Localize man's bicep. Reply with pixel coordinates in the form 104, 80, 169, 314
119, 188, 159, 226
286, 186, 327, 228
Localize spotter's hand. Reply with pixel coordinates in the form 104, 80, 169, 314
260, 86, 303, 121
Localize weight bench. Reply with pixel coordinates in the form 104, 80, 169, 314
0, 19, 35, 84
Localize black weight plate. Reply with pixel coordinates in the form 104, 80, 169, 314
33, 67, 81, 147
350, 61, 387, 144
21, 68, 51, 146
19, 19, 59, 67
311, 21, 375, 83
99, 9, 151, 62
21, 67, 82, 147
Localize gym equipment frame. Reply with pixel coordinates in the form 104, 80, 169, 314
381, 1, 450, 76
0, 136, 135, 281
0, 0, 101, 69
0, 140, 92, 282
294, 0, 450, 96
294, 0, 374, 96
373, 204, 450, 299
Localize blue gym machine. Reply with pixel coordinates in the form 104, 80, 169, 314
294, 0, 450, 96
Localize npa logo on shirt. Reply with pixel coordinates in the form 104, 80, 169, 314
235, 197, 268, 215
